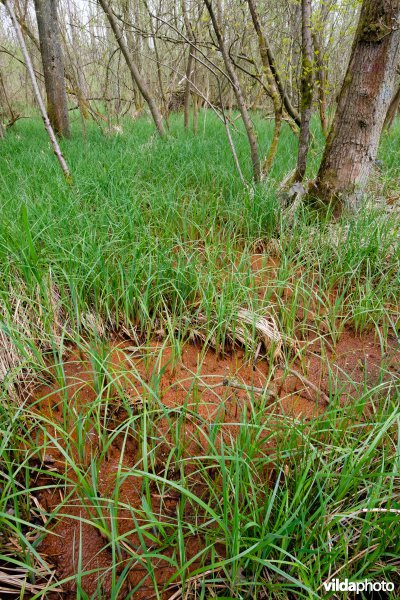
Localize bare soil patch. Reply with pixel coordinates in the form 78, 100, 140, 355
25, 327, 399, 598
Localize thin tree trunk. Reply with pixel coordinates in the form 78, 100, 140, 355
64, 0, 91, 124
249, 11, 300, 127
314, 0, 400, 209
295, 0, 314, 182
384, 82, 400, 130
143, 0, 169, 125
98, 0, 165, 137
0, 70, 16, 124
263, 112, 282, 175
33, 0, 70, 137
123, 0, 142, 112
247, 0, 283, 177
204, 0, 260, 182
3, 0, 71, 180
193, 91, 199, 134
182, 0, 195, 130
312, 31, 328, 137
183, 49, 193, 129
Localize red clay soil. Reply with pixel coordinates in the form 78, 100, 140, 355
27, 328, 399, 599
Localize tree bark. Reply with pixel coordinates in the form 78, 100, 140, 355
204, 0, 261, 182
312, 30, 328, 137
295, 0, 314, 182
98, 0, 165, 137
314, 0, 400, 208
3, 0, 71, 180
33, 0, 70, 137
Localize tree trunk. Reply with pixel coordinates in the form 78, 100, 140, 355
204, 0, 261, 182
312, 30, 328, 138
246, 0, 300, 128
314, 0, 400, 209
98, 0, 165, 137
143, 0, 169, 125
193, 92, 199, 134
182, 0, 196, 130
384, 81, 400, 129
247, 0, 283, 177
295, 0, 314, 182
3, 0, 71, 180
33, 0, 70, 137
184, 49, 194, 129
123, 0, 143, 112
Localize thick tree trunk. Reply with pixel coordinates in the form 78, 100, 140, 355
295, 0, 314, 182
98, 0, 165, 137
314, 0, 400, 209
4, 0, 71, 180
34, 0, 70, 137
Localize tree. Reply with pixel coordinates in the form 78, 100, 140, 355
182, 0, 195, 130
295, 0, 314, 182
247, 0, 300, 129
204, 0, 261, 182
247, 0, 283, 175
3, 0, 71, 179
313, 0, 400, 209
98, 0, 165, 137
34, 0, 70, 137
384, 80, 400, 129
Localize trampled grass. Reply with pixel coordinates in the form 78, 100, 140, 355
0, 111, 399, 598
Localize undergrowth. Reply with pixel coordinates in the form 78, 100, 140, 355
0, 111, 399, 598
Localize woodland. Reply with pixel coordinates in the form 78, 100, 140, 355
0, 0, 400, 598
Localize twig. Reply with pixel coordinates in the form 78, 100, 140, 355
196, 377, 278, 398
281, 364, 330, 405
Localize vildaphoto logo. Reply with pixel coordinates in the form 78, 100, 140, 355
323, 578, 394, 594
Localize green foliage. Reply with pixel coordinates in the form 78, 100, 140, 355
0, 111, 399, 598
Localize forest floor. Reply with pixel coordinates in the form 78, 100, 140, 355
0, 113, 400, 599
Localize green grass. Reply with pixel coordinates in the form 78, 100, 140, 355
0, 111, 399, 598
0, 113, 398, 358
